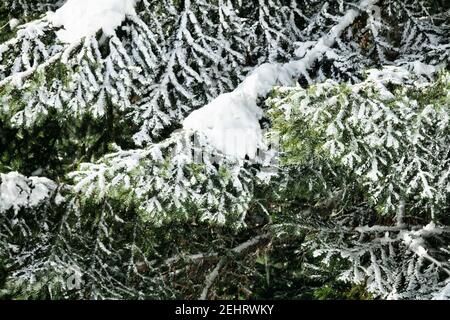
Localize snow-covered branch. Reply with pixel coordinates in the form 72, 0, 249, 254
183, 0, 379, 160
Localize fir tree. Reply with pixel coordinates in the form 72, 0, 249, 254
0, 0, 449, 299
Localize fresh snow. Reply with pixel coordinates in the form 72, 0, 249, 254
364, 66, 411, 100
366, 66, 411, 85
434, 281, 450, 300
49, 0, 137, 44
183, 63, 292, 159
182, 0, 378, 159
0, 172, 57, 214
8, 18, 20, 30
364, 64, 438, 100
409, 61, 437, 78
293, 41, 316, 59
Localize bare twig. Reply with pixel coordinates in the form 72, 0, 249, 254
199, 258, 225, 300
198, 233, 270, 300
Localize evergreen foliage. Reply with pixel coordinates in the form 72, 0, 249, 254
0, 0, 449, 299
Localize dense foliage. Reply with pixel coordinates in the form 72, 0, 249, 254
268, 69, 450, 299
0, 0, 449, 299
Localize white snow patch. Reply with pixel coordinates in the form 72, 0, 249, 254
293, 41, 316, 58
366, 66, 411, 85
433, 281, 450, 300
48, 0, 137, 44
364, 66, 411, 100
183, 63, 292, 159
182, 0, 377, 159
9, 19, 20, 29
0, 172, 57, 213
409, 61, 437, 78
